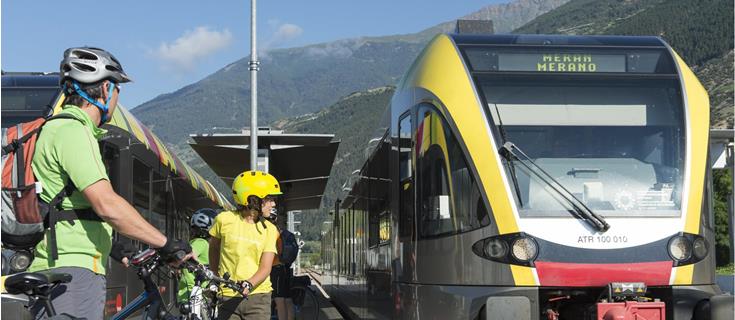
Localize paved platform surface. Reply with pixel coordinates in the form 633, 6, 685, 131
297, 270, 345, 320
717, 275, 734, 294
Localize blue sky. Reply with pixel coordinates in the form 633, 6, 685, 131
2, 1, 506, 108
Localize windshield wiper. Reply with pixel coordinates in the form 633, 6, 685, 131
500, 142, 610, 232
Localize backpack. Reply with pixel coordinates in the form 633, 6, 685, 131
2, 114, 102, 260
279, 229, 299, 267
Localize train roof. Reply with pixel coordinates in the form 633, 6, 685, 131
189, 131, 340, 211
46, 93, 234, 210
1, 71, 60, 87
449, 34, 668, 48
3, 72, 232, 209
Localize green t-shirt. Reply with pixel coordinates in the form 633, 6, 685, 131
28, 105, 112, 275
177, 237, 210, 303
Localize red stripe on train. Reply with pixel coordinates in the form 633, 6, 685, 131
535, 261, 672, 287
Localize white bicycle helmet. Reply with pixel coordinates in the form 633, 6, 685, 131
60, 47, 132, 84
191, 208, 218, 231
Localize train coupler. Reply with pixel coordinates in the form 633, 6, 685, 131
596, 282, 664, 320
596, 300, 665, 320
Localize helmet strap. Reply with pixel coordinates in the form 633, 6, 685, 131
71, 80, 113, 126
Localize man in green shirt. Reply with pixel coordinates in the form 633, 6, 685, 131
29, 47, 194, 319
177, 208, 219, 305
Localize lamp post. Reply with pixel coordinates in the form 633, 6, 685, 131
249, 0, 259, 171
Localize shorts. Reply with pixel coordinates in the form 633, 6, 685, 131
218, 293, 271, 320
270, 264, 292, 298
30, 267, 106, 320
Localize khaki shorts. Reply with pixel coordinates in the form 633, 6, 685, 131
218, 292, 272, 320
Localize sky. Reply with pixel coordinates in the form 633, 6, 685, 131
2, 0, 507, 108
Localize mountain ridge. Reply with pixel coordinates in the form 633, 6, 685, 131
131, 0, 569, 145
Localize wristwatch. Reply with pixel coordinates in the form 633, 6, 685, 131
242, 280, 254, 292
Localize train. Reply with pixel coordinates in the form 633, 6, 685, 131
320, 34, 731, 319
1, 72, 233, 318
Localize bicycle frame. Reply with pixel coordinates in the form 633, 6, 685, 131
181, 263, 245, 320
111, 267, 165, 320
111, 249, 177, 320
186, 276, 217, 320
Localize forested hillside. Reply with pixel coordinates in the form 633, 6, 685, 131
274, 87, 394, 241
515, 0, 734, 128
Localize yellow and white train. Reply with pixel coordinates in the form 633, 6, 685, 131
322, 33, 730, 320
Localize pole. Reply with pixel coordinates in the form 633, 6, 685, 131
728, 142, 734, 264
249, 0, 259, 171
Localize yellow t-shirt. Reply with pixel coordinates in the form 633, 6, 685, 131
209, 210, 278, 296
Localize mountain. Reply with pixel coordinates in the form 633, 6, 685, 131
131, 0, 569, 146
514, 0, 734, 128
274, 87, 395, 240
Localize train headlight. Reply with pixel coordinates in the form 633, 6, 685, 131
473, 233, 539, 266
692, 237, 708, 260
484, 238, 508, 259
9, 250, 32, 273
668, 236, 692, 261
511, 237, 538, 262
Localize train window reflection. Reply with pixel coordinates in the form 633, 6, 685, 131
417, 105, 491, 238
151, 172, 167, 234
1, 88, 58, 111
132, 158, 150, 249
398, 113, 414, 239
482, 79, 685, 217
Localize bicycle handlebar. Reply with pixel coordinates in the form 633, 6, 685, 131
184, 261, 247, 298
127, 249, 247, 298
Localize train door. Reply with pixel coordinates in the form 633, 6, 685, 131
413, 103, 491, 278
396, 112, 417, 283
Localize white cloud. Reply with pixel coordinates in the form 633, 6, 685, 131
261, 23, 303, 54
152, 26, 233, 71
305, 39, 363, 58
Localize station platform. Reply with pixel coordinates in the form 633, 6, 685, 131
300, 270, 346, 320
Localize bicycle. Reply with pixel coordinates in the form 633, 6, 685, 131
110, 248, 181, 320
1, 269, 83, 319
0, 248, 237, 320
179, 262, 246, 320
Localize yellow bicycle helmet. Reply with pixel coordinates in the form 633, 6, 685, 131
232, 171, 283, 206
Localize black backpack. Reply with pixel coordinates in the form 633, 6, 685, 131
279, 229, 299, 267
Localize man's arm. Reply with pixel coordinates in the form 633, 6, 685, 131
209, 237, 221, 276
82, 179, 166, 248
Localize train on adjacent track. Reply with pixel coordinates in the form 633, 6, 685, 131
321, 34, 730, 319
1, 72, 233, 319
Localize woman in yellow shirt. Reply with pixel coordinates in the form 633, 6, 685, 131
209, 171, 281, 320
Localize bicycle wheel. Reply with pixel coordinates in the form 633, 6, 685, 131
289, 286, 319, 320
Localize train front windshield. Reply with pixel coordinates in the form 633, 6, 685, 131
466, 48, 685, 217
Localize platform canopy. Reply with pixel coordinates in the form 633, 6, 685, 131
710, 129, 734, 169
190, 130, 339, 211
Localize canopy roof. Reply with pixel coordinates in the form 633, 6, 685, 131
190, 131, 339, 211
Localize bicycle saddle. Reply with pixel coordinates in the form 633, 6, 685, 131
4, 271, 72, 294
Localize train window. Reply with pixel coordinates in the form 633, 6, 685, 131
481, 78, 685, 217
1, 87, 58, 110
101, 144, 119, 193
132, 158, 150, 213
150, 172, 167, 234
132, 158, 151, 249
417, 105, 490, 238
369, 211, 380, 247
398, 113, 415, 240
